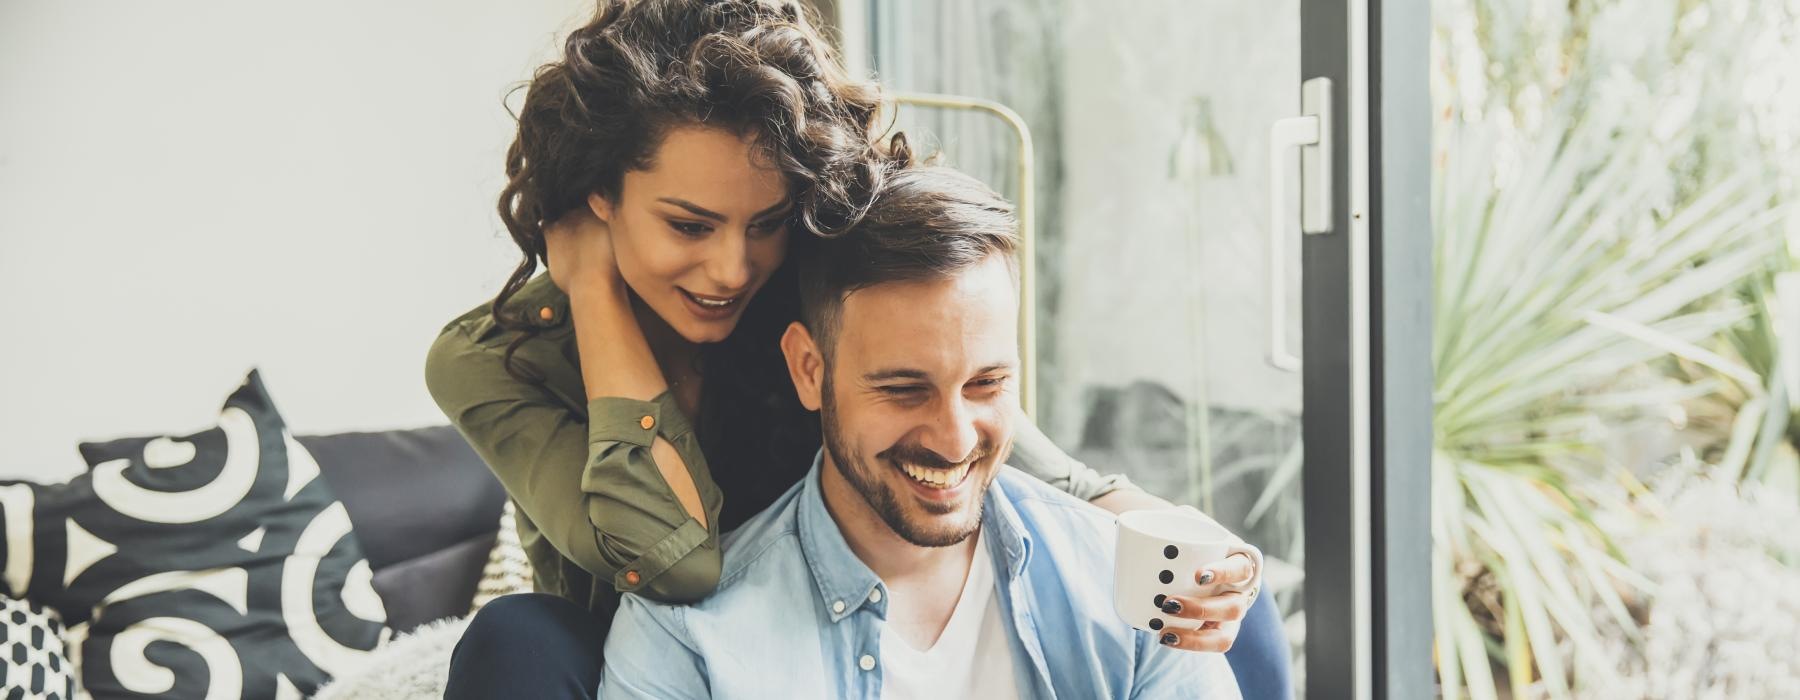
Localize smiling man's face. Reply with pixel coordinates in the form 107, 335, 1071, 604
809, 253, 1020, 547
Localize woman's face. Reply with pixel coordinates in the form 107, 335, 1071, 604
593, 125, 791, 344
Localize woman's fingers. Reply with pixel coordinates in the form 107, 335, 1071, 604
542, 205, 623, 297
1156, 621, 1241, 653
1157, 592, 1251, 624
1194, 553, 1256, 591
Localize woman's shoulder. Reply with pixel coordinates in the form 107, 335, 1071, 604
433, 273, 570, 347
425, 273, 580, 404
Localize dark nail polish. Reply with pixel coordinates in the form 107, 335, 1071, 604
1161, 632, 1179, 645
1199, 570, 1215, 585
1162, 599, 1182, 614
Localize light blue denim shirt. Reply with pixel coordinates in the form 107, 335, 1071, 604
600, 452, 1242, 700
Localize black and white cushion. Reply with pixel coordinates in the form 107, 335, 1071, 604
0, 595, 75, 700
0, 370, 389, 698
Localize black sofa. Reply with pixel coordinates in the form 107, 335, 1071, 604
300, 425, 506, 632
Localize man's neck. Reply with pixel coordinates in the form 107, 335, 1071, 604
819, 452, 980, 650
818, 452, 977, 587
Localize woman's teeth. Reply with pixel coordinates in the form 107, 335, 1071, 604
685, 291, 738, 308
901, 462, 972, 489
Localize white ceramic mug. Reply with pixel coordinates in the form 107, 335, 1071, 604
1112, 507, 1258, 634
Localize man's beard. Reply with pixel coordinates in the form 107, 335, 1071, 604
821, 376, 992, 548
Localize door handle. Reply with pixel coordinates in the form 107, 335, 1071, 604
1266, 77, 1333, 372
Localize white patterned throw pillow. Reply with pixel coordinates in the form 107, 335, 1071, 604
0, 596, 76, 700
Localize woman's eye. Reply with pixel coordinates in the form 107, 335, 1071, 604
748, 219, 787, 238
971, 377, 1009, 391
670, 221, 711, 237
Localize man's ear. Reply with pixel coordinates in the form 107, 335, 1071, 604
780, 321, 825, 412
586, 192, 615, 224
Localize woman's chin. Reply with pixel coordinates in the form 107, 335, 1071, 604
666, 313, 739, 344
679, 324, 735, 344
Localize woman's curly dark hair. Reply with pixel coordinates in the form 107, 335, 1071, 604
490, 0, 909, 525
494, 0, 887, 319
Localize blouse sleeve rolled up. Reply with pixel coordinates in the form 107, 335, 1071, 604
424, 328, 724, 604
1007, 408, 1140, 502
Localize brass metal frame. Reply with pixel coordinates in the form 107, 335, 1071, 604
889, 91, 1039, 418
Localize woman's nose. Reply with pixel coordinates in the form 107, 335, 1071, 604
705, 230, 753, 291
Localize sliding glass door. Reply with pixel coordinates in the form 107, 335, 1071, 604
839, 0, 1431, 696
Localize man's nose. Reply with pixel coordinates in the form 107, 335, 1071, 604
919, 396, 982, 465
705, 229, 753, 291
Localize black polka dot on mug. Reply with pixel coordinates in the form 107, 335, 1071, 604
1158, 569, 1174, 584
1154, 593, 1168, 608
1164, 545, 1179, 559
1149, 618, 1164, 631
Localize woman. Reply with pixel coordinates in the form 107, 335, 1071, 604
426, 1, 1286, 697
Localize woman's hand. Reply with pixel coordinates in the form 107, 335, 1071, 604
544, 202, 625, 301
1154, 552, 1260, 653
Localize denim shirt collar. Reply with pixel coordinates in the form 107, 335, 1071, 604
794, 450, 1036, 624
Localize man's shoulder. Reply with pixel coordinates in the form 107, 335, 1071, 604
991, 469, 1241, 698
625, 480, 808, 619
717, 481, 807, 585
995, 465, 1117, 540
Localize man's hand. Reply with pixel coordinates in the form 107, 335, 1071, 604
1154, 552, 1258, 652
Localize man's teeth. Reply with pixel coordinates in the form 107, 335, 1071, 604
900, 462, 972, 489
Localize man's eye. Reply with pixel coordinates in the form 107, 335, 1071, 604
879, 386, 926, 396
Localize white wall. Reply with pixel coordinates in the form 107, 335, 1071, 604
0, 0, 591, 481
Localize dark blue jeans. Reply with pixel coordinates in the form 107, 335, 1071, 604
1228, 591, 1294, 700
445, 590, 1292, 699
445, 594, 602, 700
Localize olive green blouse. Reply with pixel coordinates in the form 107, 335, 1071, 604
424, 274, 1136, 626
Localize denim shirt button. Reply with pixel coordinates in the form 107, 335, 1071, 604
868, 589, 883, 604
833, 600, 847, 614
859, 655, 876, 671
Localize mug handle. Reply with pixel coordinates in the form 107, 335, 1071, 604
1221, 541, 1264, 601
1171, 505, 1265, 599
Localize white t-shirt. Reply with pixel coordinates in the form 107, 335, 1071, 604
879, 536, 1021, 700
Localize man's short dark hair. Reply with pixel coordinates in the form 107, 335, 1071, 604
796, 165, 1020, 355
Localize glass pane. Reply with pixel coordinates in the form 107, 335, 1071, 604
870, 0, 1306, 687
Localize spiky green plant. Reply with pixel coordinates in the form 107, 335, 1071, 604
1429, 0, 1800, 694
1431, 86, 1785, 697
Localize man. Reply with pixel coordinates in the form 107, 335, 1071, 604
599, 166, 1247, 699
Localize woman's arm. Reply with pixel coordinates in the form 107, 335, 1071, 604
1005, 406, 1140, 503
565, 280, 710, 530
551, 205, 712, 531
422, 208, 723, 604
426, 328, 723, 604
1007, 407, 1263, 593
